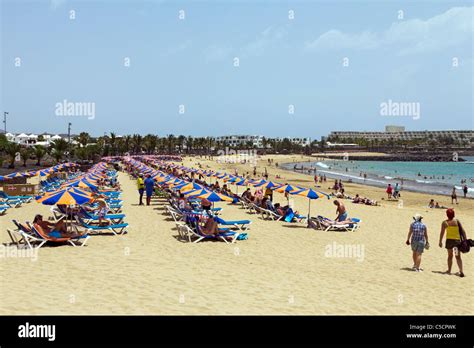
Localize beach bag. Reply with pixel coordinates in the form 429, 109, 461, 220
457, 221, 470, 254
237, 233, 248, 240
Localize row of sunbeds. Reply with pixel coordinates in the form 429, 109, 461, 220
4, 168, 129, 250
152, 185, 250, 244
0, 191, 34, 215
240, 197, 361, 232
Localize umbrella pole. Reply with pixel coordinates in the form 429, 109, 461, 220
308, 200, 311, 220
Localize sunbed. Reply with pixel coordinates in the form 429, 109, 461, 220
213, 216, 252, 231
0, 191, 33, 203
79, 207, 126, 224
1, 199, 22, 208
75, 216, 128, 236
28, 223, 90, 248
185, 222, 241, 244
315, 215, 361, 232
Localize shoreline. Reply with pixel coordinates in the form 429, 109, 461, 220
279, 160, 473, 198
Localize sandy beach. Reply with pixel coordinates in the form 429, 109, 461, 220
0, 154, 472, 315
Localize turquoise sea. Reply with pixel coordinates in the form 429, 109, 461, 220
282, 156, 474, 197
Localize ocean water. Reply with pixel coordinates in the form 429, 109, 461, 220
282, 156, 474, 197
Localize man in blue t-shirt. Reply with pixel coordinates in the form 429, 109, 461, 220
144, 174, 155, 206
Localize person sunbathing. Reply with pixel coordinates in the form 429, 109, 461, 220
33, 214, 83, 238
96, 199, 110, 226
435, 202, 448, 209
200, 216, 220, 236
201, 198, 212, 211
241, 188, 251, 200
320, 216, 355, 225
428, 199, 435, 208
265, 198, 276, 212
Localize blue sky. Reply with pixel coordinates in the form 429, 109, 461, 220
1, 0, 473, 138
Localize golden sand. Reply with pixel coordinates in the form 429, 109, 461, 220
0, 155, 472, 315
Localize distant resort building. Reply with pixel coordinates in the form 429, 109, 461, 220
214, 135, 311, 148
274, 137, 311, 147
214, 135, 263, 148
329, 126, 473, 143
3, 132, 77, 147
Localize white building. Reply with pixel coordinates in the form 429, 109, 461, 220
274, 137, 311, 147
214, 135, 263, 148
329, 128, 473, 143
4, 132, 71, 147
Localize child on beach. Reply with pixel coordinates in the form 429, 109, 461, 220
451, 187, 458, 204
386, 184, 393, 199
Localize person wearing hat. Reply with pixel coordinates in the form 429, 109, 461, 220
137, 173, 145, 205
406, 213, 429, 272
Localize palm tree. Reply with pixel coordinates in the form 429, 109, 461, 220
109, 132, 117, 155
143, 134, 158, 154
5, 142, 21, 169
50, 138, 68, 163
186, 136, 194, 154
0, 134, 8, 151
76, 132, 91, 148
177, 135, 186, 153
20, 147, 33, 167
122, 135, 132, 154
33, 145, 47, 166
131, 134, 143, 154
166, 134, 176, 153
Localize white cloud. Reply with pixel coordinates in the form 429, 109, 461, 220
305, 6, 473, 55
305, 29, 378, 50
240, 25, 288, 58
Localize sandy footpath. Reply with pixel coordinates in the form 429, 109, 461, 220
0, 154, 472, 315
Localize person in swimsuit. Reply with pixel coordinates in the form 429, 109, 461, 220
137, 173, 145, 205
33, 214, 82, 238
439, 208, 465, 277
386, 184, 393, 199
451, 187, 458, 204
333, 200, 347, 222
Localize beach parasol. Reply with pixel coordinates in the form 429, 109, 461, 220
36, 187, 93, 232
36, 187, 92, 205
196, 191, 234, 203
290, 188, 330, 219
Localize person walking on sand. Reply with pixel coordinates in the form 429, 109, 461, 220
451, 187, 458, 204
439, 208, 465, 277
137, 173, 145, 205
406, 213, 429, 272
394, 183, 400, 199
333, 200, 347, 222
386, 184, 393, 199
144, 174, 155, 206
